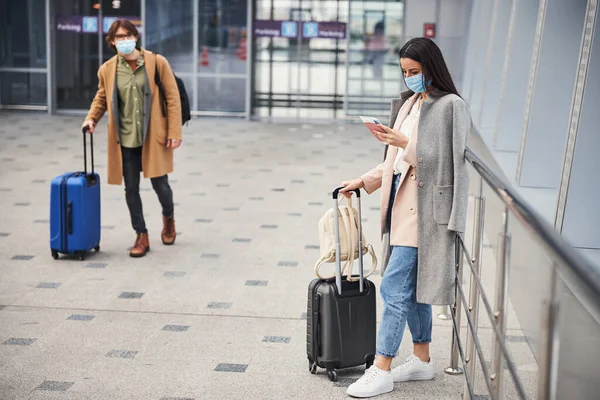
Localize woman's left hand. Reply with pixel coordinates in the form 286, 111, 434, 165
373, 125, 409, 149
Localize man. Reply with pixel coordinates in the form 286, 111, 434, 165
82, 19, 182, 258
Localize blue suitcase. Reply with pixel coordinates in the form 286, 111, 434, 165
50, 128, 101, 260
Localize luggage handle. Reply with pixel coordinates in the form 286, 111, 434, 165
332, 187, 365, 295
81, 126, 95, 176
66, 201, 73, 235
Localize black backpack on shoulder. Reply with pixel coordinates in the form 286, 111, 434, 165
154, 55, 191, 125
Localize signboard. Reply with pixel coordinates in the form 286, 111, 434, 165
424, 23, 436, 38
253, 20, 346, 39
56, 15, 141, 34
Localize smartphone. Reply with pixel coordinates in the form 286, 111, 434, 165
359, 116, 386, 137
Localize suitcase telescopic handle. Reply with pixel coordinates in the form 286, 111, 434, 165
81, 127, 95, 176
332, 187, 360, 199
331, 186, 365, 295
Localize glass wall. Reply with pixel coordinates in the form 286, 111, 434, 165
0, 0, 48, 107
252, 0, 404, 120
145, 0, 248, 114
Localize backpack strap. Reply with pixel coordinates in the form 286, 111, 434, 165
154, 54, 168, 118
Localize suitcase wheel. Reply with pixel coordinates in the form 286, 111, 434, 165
327, 369, 337, 382
366, 359, 374, 369
94, 245, 100, 252
51, 250, 59, 260
76, 251, 85, 261
309, 361, 317, 375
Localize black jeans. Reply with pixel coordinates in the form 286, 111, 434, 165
122, 146, 174, 234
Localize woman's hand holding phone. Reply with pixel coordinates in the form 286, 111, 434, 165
372, 125, 409, 148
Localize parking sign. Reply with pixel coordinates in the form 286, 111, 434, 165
303, 22, 318, 38
281, 21, 297, 38
82, 17, 98, 33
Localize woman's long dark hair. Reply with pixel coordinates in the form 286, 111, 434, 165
399, 37, 460, 97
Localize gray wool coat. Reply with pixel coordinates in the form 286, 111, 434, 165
377, 89, 471, 305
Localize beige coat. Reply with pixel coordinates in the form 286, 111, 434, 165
361, 93, 421, 247
85, 50, 182, 185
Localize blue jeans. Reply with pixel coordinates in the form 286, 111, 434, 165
377, 174, 432, 358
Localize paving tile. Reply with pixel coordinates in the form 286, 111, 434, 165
0, 305, 5, 311
262, 336, 291, 344
245, 280, 268, 286
195, 218, 212, 223
162, 325, 190, 332
161, 397, 195, 400
207, 302, 232, 309
106, 350, 138, 359
14, 202, 30, 206
305, 245, 319, 250
35, 381, 74, 391
308, 202, 324, 206
12, 255, 34, 260
164, 271, 186, 277
201, 253, 219, 259
261, 224, 278, 229
232, 238, 251, 243
85, 262, 108, 269
119, 292, 144, 299
4, 338, 37, 346
67, 314, 95, 321
37, 282, 62, 289
214, 363, 248, 373
301, 312, 308, 320
223, 207, 239, 211
278, 261, 298, 267
506, 335, 528, 343
34, 219, 49, 223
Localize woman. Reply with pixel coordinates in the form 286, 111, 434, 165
340, 37, 471, 398
82, 19, 182, 258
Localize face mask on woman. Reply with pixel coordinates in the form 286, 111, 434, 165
116, 39, 136, 55
405, 74, 431, 93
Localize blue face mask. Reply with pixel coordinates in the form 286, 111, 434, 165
405, 74, 431, 93
116, 39, 136, 55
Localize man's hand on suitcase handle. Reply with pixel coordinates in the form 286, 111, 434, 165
82, 120, 95, 134
339, 179, 364, 198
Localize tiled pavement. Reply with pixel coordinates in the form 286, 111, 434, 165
0, 113, 536, 399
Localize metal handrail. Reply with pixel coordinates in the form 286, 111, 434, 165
465, 147, 600, 305
444, 143, 600, 400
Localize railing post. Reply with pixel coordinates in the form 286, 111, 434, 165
463, 191, 486, 400
445, 234, 465, 375
490, 209, 511, 398
537, 266, 559, 400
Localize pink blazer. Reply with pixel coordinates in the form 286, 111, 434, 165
360, 93, 421, 247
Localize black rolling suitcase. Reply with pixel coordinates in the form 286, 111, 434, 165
306, 187, 377, 382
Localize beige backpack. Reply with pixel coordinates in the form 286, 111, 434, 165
314, 194, 377, 281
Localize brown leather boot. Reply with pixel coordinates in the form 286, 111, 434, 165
161, 216, 176, 245
130, 233, 150, 257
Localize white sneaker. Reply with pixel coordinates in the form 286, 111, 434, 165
390, 354, 435, 383
346, 366, 394, 398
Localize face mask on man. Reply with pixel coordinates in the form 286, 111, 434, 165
116, 39, 136, 55
405, 73, 431, 93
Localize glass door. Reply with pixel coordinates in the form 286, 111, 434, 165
346, 0, 404, 120
52, 0, 141, 110
253, 0, 348, 120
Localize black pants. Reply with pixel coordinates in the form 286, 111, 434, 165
122, 146, 174, 234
